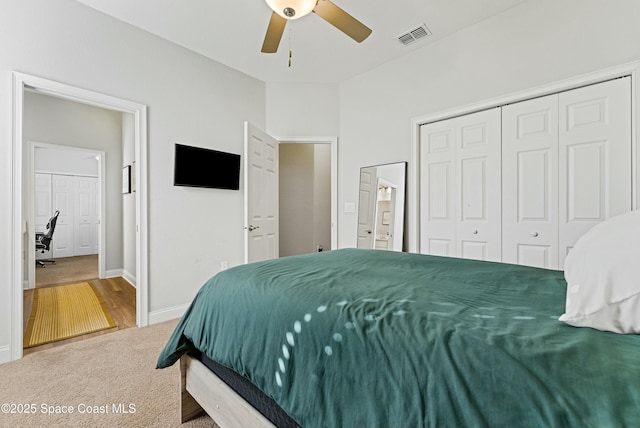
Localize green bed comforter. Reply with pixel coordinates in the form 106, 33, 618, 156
157, 249, 640, 427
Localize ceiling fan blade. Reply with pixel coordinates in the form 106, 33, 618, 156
313, 0, 372, 43
261, 12, 288, 53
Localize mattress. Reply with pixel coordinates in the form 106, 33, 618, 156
195, 351, 299, 428
158, 248, 640, 427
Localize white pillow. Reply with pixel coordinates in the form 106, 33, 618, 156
559, 210, 640, 334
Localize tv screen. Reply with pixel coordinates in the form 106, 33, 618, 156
174, 143, 241, 190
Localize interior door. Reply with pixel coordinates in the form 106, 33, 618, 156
502, 94, 559, 269
419, 117, 457, 256
558, 77, 632, 267
34, 173, 53, 260
456, 108, 502, 262
357, 167, 376, 249
52, 174, 74, 258
244, 122, 279, 264
74, 176, 98, 256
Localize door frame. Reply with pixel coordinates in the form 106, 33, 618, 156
10, 71, 149, 361
26, 142, 106, 290
410, 60, 640, 254
277, 136, 339, 251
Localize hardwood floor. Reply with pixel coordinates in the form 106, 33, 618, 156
23, 256, 136, 356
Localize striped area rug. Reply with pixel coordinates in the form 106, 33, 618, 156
24, 282, 117, 348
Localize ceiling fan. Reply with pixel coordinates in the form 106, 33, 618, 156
261, 0, 372, 53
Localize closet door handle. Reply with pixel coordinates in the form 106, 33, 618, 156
472, 230, 478, 235
531, 232, 539, 237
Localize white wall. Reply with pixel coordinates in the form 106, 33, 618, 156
35, 148, 99, 177
265, 82, 339, 137
338, 0, 640, 248
25, 92, 123, 271
0, 0, 265, 361
279, 144, 314, 257
279, 143, 331, 257
313, 144, 331, 252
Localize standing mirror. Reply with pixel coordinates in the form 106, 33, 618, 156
357, 162, 407, 251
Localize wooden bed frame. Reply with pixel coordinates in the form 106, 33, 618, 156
180, 354, 275, 427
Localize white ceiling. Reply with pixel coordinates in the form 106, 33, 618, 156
76, 0, 527, 84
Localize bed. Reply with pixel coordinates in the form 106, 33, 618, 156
158, 240, 640, 427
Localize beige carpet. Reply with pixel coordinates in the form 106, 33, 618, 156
0, 319, 217, 427
24, 282, 117, 348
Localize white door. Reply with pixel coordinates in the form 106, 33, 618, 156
502, 94, 559, 269
244, 122, 279, 264
34, 173, 53, 259
357, 167, 376, 249
419, 117, 457, 256
420, 108, 501, 261
74, 176, 98, 256
558, 77, 632, 267
456, 108, 502, 262
52, 174, 74, 258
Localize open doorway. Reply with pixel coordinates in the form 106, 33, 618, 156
279, 138, 337, 257
20, 92, 136, 355
10, 72, 148, 362
28, 144, 104, 290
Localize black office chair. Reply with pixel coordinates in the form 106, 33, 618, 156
36, 210, 59, 268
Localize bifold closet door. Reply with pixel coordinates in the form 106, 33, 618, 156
456, 109, 502, 262
52, 174, 75, 258
74, 176, 98, 256
35, 173, 53, 259
502, 94, 559, 269
558, 77, 632, 267
420, 108, 501, 261
419, 117, 457, 257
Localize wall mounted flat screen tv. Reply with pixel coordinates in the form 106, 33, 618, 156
174, 143, 241, 190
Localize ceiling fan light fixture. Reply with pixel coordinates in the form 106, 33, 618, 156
265, 0, 316, 20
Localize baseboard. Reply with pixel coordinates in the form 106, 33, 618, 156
149, 303, 190, 325
0, 345, 11, 365
105, 268, 123, 279
122, 270, 136, 288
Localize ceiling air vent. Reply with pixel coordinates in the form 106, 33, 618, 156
397, 24, 432, 46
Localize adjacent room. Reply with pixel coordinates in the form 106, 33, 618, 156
1, 0, 639, 426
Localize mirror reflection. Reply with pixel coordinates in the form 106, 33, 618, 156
357, 162, 407, 251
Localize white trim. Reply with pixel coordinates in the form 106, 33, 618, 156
409, 60, 640, 254
276, 136, 339, 250
122, 270, 137, 288
26, 142, 106, 290
0, 345, 10, 365
105, 268, 125, 278
10, 71, 149, 362
149, 303, 190, 325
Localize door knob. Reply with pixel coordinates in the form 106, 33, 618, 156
531, 232, 539, 237
472, 230, 478, 235
248, 225, 260, 232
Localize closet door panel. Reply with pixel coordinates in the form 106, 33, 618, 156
456, 108, 501, 262
502, 94, 559, 269
75, 176, 98, 256
52, 174, 75, 258
34, 173, 52, 234
35, 173, 53, 260
420, 118, 457, 256
559, 77, 632, 267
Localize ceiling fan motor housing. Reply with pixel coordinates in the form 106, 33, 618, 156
265, 0, 316, 20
